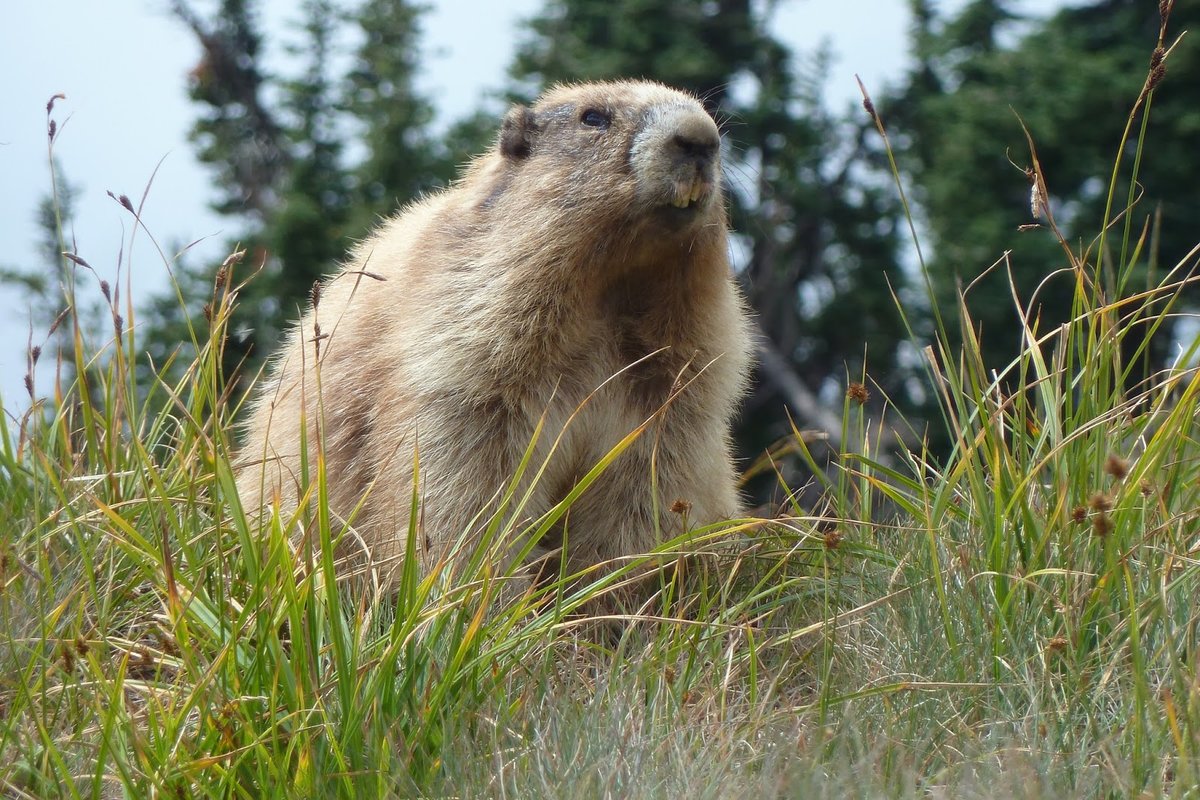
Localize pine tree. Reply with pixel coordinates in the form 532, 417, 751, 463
893, 0, 1199, 384
258, 0, 355, 351
151, 0, 443, 387
345, 0, 452, 232
171, 0, 289, 221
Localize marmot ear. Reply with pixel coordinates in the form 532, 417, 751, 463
499, 105, 537, 160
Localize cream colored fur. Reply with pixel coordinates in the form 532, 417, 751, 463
237, 80, 753, 591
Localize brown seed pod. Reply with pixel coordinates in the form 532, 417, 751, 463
1104, 454, 1129, 481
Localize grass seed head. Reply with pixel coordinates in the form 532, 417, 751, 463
1149, 63, 1167, 92
1104, 454, 1129, 481
48, 307, 69, 336
59, 641, 76, 674
847, 382, 870, 405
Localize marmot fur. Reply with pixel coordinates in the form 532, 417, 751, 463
237, 80, 753, 594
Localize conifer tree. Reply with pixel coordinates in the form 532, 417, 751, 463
152, 0, 444, 384
893, 0, 1199, 383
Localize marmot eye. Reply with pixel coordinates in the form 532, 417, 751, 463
580, 108, 611, 129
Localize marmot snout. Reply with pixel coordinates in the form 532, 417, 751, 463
631, 102, 721, 212
238, 80, 754, 596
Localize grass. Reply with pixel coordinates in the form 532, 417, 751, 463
3, 23, 1200, 800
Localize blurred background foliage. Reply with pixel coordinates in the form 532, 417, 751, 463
38, 0, 1198, 503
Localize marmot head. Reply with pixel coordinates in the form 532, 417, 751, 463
495, 81, 723, 234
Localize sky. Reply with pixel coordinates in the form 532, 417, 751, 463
0, 0, 1064, 410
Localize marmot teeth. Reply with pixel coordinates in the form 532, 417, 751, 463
672, 178, 708, 208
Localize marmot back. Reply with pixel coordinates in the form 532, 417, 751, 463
237, 80, 753, 590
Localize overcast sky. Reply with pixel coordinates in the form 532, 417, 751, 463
0, 0, 1063, 410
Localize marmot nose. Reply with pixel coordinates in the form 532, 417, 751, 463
669, 114, 720, 164
673, 133, 718, 162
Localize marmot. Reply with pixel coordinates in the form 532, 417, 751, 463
237, 80, 753, 596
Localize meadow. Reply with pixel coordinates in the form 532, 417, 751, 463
3, 36, 1199, 800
